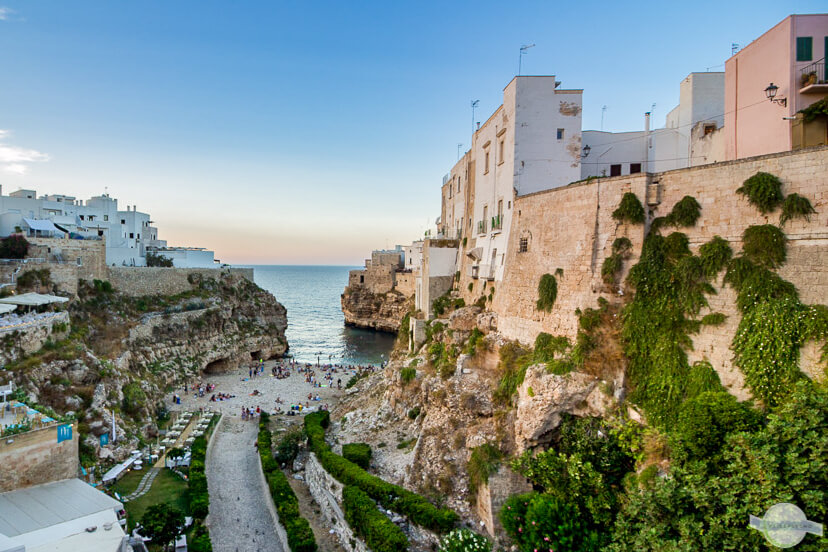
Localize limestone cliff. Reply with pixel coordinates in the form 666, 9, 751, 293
0, 270, 287, 463
341, 287, 412, 333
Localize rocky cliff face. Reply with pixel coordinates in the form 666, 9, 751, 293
341, 287, 412, 333
0, 270, 287, 463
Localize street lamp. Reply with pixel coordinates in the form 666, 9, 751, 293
582, 144, 591, 158
764, 83, 787, 107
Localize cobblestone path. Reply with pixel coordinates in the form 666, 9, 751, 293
207, 417, 284, 552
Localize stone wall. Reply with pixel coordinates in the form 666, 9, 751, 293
493, 145, 828, 399
16, 262, 82, 296
395, 272, 416, 297
476, 466, 532, 537
27, 237, 107, 281
305, 452, 369, 552
0, 421, 78, 492
107, 267, 254, 297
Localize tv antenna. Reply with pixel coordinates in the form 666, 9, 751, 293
471, 100, 479, 133
731, 43, 740, 56
518, 43, 535, 76
457, 143, 463, 160
601, 105, 607, 131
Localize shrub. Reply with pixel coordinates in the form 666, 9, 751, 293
465, 328, 484, 356
342, 443, 372, 469
121, 382, 146, 415
274, 427, 305, 465
0, 234, 29, 259
674, 391, 762, 467
432, 292, 453, 317
742, 224, 786, 268
16, 268, 52, 290
259, 418, 317, 552
698, 236, 732, 279
438, 529, 491, 552
536, 273, 557, 312
665, 195, 702, 227
500, 493, 599, 552
146, 251, 174, 267
467, 443, 503, 495
493, 342, 533, 405
305, 412, 458, 533
407, 406, 420, 420
779, 192, 816, 225
343, 486, 409, 552
400, 367, 416, 384
533, 332, 570, 363
736, 171, 783, 214
612, 193, 645, 224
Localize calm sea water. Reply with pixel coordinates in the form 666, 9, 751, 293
242, 265, 395, 366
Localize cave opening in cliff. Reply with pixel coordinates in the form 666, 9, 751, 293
250, 351, 262, 360
203, 357, 231, 374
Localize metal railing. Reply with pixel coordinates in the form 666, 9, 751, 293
491, 214, 503, 230
477, 220, 487, 234
799, 58, 826, 88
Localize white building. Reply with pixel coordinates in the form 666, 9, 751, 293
0, 187, 216, 268
0, 478, 128, 552
465, 76, 583, 284
581, 72, 725, 178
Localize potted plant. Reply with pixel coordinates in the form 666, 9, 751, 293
800, 71, 817, 87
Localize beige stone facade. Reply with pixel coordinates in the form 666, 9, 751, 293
491, 145, 828, 398
0, 421, 78, 492
107, 267, 253, 297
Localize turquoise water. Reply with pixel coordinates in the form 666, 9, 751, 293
244, 265, 396, 366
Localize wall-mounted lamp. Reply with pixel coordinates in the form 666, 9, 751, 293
764, 83, 787, 107
582, 144, 591, 158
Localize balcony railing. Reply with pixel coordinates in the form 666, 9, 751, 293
491, 214, 503, 231
799, 58, 828, 93
477, 220, 487, 234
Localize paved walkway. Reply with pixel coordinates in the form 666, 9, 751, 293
206, 417, 284, 552
122, 467, 160, 502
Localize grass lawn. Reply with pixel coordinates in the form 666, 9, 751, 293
119, 469, 189, 531
110, 469, 145, 498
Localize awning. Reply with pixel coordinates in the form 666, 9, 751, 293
22, 218, 61, 233
0, 304, 16, 314
0, 293, 69, 306
467, 247, 483, 261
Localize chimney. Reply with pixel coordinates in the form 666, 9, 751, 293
644, 112, 651, 172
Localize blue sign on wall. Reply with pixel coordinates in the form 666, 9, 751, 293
99, 433, 109, 446
57, 424, 72, 443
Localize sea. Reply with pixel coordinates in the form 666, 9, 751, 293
240, 265, 396, 366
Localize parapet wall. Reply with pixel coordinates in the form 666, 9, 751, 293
305, 452, 368, 552
493, 146, 828, 399
107, 267, 254, 297
0, 421, 78, 492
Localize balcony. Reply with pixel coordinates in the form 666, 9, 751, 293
799, 59, 828, 94
477, 220, 487, 234
491, 214, 503, 232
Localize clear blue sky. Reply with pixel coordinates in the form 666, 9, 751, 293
0, 1, 823, 264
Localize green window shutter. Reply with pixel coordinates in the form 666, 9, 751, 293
796, 37, 812, 62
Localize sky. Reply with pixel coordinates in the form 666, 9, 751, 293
0, 1, 824, 264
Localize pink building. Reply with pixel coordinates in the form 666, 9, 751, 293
724, 14, 828, 160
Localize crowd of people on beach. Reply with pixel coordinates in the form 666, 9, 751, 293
169, 355, 384, 419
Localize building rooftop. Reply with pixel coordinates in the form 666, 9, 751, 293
0, 478, 122, 537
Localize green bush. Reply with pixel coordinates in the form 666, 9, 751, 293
465, 328, 485, 356
665, 195, 702, 227
275, 427, 305, 465
500, 493, 600, 552
700, 312, 726, 326
536, 273, 558, 312
407, 406, 420, 420
736, 171, 784, 214
612, 192, 645, 224
343, 486, 409, 552
0, 234, 29, 259
305, 411, 458, 533
432, 293, 453, 317
259, 416, 318, 552
698, 236, 732, 279
342, 443, 372, 469
673, 391, 762, 467
121, 382, 146, 415
147, 251, 174, 267
400, 367, 416, 384
779, 192, 817, 225
742, 224, 786, 268
467, 443, 503, 495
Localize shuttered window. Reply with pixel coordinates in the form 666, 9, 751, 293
796, 37, 812, 61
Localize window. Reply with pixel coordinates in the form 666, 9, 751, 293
97, 230, 104, 237
610, 164, 622, 176
79, 215, 84, 220
360, 275, 364, 284
499, 140, 505, 164
557, 128, 564, 140
104, 215, 109, 221
519, 237, 528, 253
121, 219, 126, 225
129, 233, 134, 239
484, 151, 490, 173
703, 123, 716, 135
796, 37, 813, 61
630, 163, 642, 174
457, 178, 460, 193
